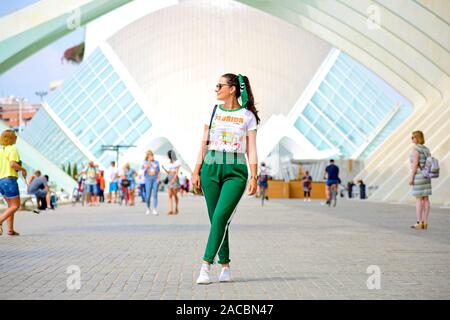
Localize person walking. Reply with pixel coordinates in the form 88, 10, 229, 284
162, 150, 181, 215
409, 131, 432, 230
143, 150, 160, 215
0, 129, 27, 236
179, 172, 187, 197
123, 163, 137, 206
192, 73, 258, 284
80, 161, 98, 206
98, 171, 105, 203
138, 167, 146, 203
302, 171, 313, 202
106, 161, 119, 203
323, 159, 340, 206
257, 162, 270, 201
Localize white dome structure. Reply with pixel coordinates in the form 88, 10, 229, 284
18, 0, 449, 205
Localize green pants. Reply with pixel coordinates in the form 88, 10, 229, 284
200, 151, 248, 264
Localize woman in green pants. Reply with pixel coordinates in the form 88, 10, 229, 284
192, 73, 259, 284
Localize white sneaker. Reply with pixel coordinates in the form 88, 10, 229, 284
219, 267, 232, 282
308, 198, 311, 202
304, 198, 307, 202
152, 209, 159, 215
146, 209, 150, 215
196, 263, 211, 284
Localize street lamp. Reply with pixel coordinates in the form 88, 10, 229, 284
13, 97, 27, 134
35, 91, 47, 102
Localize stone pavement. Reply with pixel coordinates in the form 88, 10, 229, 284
1, 193, 449, 300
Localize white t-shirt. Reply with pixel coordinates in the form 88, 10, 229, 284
138, 169, 146, 184
204, 105, 257, 153
106, 166, 119, 183
167, 160, 181, 172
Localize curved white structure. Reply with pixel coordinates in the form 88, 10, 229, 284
18, 0, 449, 205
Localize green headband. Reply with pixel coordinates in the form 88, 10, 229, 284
238, 74, 248, 108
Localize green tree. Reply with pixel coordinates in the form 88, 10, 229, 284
67, 162, 72, 177
72, 162, 78, 179
61, 164, 66, 173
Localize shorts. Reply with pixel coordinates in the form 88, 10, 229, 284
257, 180, 268, 188
109, 181, 118, 192
0, 178, 20, 199
87, 184, 97, 194
326, 179, 340, 187
33, 189, 47, 199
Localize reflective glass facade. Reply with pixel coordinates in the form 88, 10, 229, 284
23, 48, 152, 168
294, 52, 412, 159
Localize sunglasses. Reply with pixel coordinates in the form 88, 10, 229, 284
216, 83, 231, 90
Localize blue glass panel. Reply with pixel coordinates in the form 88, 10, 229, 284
304, 128, 322, 146
115, 116, 131, 133
319, 82, 334, 97
79, 133, 91, 146
124, 129, 140, 145
91, 141, 104, 158
128, 104, 144, 122
106, 105, 121, 121
85, 107, 100, 123
66, 111, 80, 128
112, 82, 126, 98
302, 105, 319, 123
102, 129, 119, 145
92, 117, 110, 135
118, 92, 133, 110
91, 85, 106, 102
98, 95, 113, 111
59, 106, 72, 121
136, 118, 151, 134
78, 98, 93, 115
73, 91, 87, 107
95, 58, 108, 72
73, 120, 87, 137
105, 72, 119, 88
294, 116, 311, 134
317, 140, 331, 151
99, 66, 113, 81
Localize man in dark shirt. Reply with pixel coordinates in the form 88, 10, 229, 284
323, 159, 340, 205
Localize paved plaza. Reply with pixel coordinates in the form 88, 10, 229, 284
1, 193, 449, 300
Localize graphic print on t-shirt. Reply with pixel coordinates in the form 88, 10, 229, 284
206, 106, 257, 153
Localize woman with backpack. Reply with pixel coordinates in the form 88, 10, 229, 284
192, 73, 258, 284
409, 131, 432, 230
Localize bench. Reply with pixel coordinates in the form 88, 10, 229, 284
0, 194, 37, 210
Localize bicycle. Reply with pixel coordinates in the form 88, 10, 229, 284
260, 185, 268, 206
72, 178, 86, 206
327, 184, 337, 207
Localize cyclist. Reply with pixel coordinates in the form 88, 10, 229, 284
323, 159, 340, 206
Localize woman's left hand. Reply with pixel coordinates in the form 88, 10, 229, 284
248, 178, 257, 195
409, 177, 414, 185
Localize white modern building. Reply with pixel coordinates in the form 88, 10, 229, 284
4, 0, 447, 205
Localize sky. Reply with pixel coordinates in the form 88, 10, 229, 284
0, 0, 85, 104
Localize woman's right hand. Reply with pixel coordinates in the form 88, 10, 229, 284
21, 168, 27, 180
192, 172, 201, 192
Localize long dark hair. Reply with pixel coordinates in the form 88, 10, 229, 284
222, 73, 260, 125
167, 149, 177, 163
